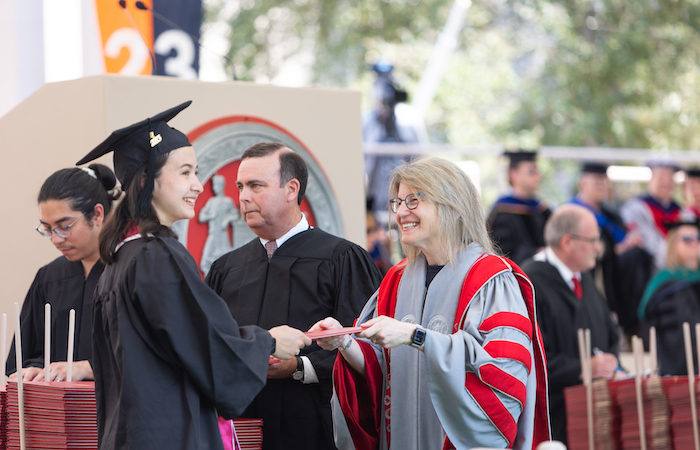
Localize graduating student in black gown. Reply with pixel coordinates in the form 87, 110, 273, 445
206, 142, 383, 450
487, 151, 551, 264
76, 102, 311, 450
6, 164, 119, 382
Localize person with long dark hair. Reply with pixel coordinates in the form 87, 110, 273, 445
6, 164, 119, 382
76, 101, 310, 449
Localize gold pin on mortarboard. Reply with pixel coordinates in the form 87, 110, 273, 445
150, 131, 162, 147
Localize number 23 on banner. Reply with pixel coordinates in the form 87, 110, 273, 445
95, 0, 154, 75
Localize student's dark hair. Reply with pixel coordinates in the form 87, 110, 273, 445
38, 164, 120, 224
241, 142, 308, 205
99, 152, 175, 264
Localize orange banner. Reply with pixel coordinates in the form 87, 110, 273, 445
94, 0, 154, 75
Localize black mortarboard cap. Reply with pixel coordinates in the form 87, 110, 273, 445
76, 101, 192, 217
664, 218, 700, 232
646, 158, 682, 172
504, 150, 537, 169
686, 167, 700, 179
581, 162, 609, 175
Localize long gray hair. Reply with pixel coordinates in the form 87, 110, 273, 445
389, 157, 496, 265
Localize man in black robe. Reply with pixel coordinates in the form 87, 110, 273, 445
487, 150, 551, 264
569, 162, 646, 335
521, 204, 620, 446
206, 142, 383, 450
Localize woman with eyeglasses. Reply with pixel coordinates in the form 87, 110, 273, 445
6, 164, 119, 382
639, 219, 700, 375
310, 157, 550, 449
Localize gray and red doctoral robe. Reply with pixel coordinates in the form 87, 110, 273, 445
333, 244, 550, 450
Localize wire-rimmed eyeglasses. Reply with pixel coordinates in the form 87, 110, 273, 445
388, 193, 424, 213
36, 212, 86, 239
570, 233, 601, 245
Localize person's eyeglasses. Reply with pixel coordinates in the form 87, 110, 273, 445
388, 193, 424, 213
680, 234, 700, 244
570, 234, 601, 245
36, 212, 86, 239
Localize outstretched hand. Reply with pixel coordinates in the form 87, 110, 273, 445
308, 317, 346, 351
358, 315, 417, 349
269, 325, 311, 360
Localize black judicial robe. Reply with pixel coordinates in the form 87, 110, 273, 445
521, 260, 619, 445
206, 228, 383, 450
92, 236, 272, 450
6, 256, 103, 375
487, 196, 551, 264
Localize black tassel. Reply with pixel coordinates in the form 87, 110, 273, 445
136, 120, 158, 218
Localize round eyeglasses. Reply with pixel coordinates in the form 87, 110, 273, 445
388, 193, 424, 213
36, 212, 86, 239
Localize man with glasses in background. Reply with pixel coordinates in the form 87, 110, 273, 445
206, 142, 382, 450
521, 204, 621, 446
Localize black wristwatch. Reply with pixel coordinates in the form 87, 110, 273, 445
270, 337, 276, 355
292, 356, 304, 381
410, 325, 426, 348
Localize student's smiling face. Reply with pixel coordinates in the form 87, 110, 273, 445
152, 146, 203, 227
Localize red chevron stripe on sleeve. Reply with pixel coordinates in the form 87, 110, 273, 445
465, 372, 518, 446
479, 311, 533, 340
484, 340, 532, 373
478, 363, 527, 407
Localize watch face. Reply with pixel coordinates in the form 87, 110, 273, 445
293, 370, 304, 381
412, 327, 426, 347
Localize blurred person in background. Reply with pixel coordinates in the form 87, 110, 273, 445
620, 161, 683, 269
521, 204, 620, 446
569, 161, 647, 339
487, 150, 551, 264
638, 219, 700, 376
682, 168, 700, 221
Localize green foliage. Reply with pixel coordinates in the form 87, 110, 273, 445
506, 0, 700, 149
205, 0, 700, 150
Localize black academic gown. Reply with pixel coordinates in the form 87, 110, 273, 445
6, 256, 103, 375
206, 228, 383, 450
487, 199, 551, 264
92, 236, 272, 450
643, 278, 700, 376
521, 259, 619, 446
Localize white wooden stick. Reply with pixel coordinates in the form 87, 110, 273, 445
650, 326, 657, 377
66, 309, 75, 382
14, 302, 25, 450
1, 313, 7, 387
44, 303, 50, 382
634, 336, 647, 450
696, 323, 700, 377
578, 328, 587, 385
685, 322, 700, 450
585, 329, 593, 450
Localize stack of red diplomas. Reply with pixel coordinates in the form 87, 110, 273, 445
233, 418, 263, 450
5, 381, 97, 450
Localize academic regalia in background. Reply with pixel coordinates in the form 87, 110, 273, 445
6, 256, 103, 375
620, 194, 682, 270
487, 196, 551, 264
92, 236, 272, 449
206, 227, 383, 450
521, 258, 619, 445
639, 267, 700, 376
